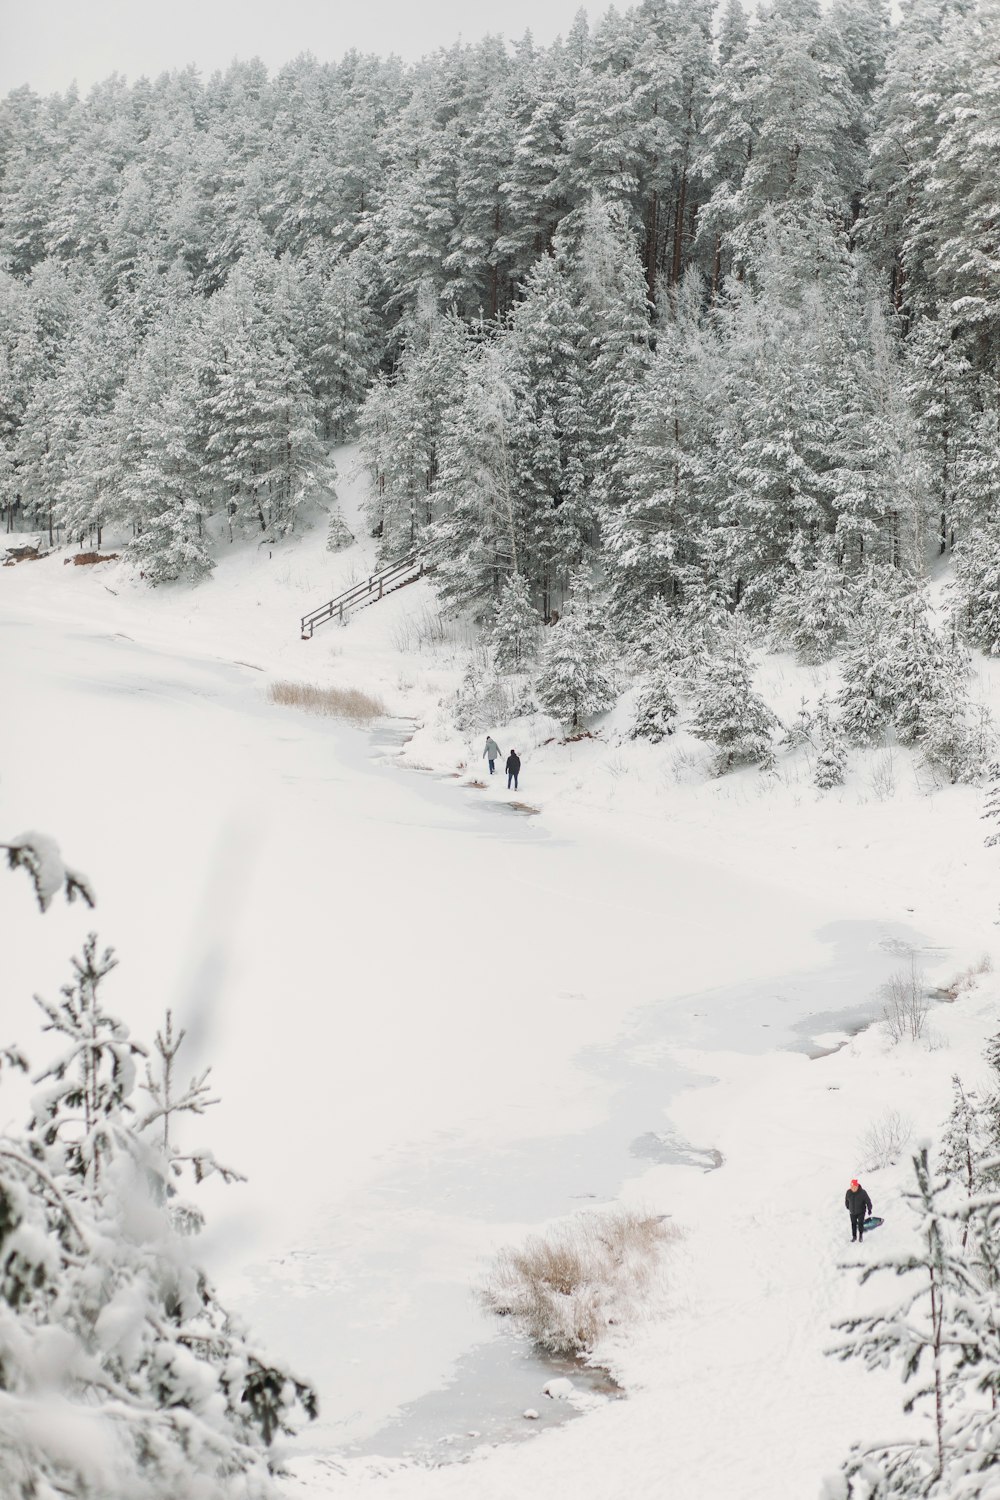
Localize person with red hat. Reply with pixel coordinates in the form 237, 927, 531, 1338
845, 1178, 873, 1242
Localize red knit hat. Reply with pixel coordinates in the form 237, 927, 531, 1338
850, 1179, 859, 1188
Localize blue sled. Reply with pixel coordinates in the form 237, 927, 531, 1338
863, 1216, 884, 1231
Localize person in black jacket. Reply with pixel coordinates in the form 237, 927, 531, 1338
506, 749, 521, 791
845, 1178, 873, 1242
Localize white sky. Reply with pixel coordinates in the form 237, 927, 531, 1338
1, 0, 598, 98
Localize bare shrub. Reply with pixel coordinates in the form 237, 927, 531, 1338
413, 604, 447, 649
389, 617, 414, 653
268, 679, 385, 724
859, 1108, 913, 1171
944, 954, 994, 1000
479, 1208, 677, 1356
868, 748, 896, 801
880, 959, 929, 1044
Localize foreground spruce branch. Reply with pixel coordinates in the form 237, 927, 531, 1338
0, 831, 316, 1499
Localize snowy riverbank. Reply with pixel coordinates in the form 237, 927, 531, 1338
3, 473, 999, 1499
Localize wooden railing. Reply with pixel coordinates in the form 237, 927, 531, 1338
300, 553, 425, 638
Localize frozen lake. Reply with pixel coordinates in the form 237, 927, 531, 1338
0, 600, 940, 1465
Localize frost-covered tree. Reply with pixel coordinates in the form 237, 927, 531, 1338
690, 630, 778, 773
771, 539, 849, 663
326, 499, 354, 552
0, 828, 317, 1499
940, 1075, 995, 1220
489, 571, 541, 673
631, 668, 678, 743
837, 581, 969, 750
607, 278, 720, 622
429, 341, 522, 612
829, 1144, 1000, 1499
535, 575, 617, 729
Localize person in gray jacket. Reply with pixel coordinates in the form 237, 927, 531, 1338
483, 736, 500, 775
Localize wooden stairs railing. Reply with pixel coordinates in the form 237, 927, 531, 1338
300, 553, 427, 638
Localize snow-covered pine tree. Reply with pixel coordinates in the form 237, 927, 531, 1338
0, 932, 316, 1499
358, 299, 470, 561
490, 571, 540, 674
631, 668, 678, 743
606, 277, 720, 624
0, 824, 317, 1498
771, 538, 849, 663
940, 1075, 995, 1219
326, 499, 354, 552
829, 1144, 1000, 1499
813, 697, 849, 790
689, 628, 778, 773
837, 579, 969, 752
429, 340, 522, 613
535, 573, 617, 729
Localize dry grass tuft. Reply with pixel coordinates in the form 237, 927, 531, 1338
268, 679, 385, 724
479, 1207, 677, 1355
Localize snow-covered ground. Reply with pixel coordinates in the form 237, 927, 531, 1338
2, 450, 999, 1499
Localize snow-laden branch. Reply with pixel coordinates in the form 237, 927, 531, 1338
2, 833, 95, 912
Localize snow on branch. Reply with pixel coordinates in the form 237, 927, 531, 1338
2, 832, 95, 912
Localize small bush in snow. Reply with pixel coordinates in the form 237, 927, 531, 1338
920, 700, 995, 786
858, 1108, 913, 1171
454, 650, 531, 733
479, 1208, 676, 1355
268, 678, 385, 723
879, 960, 930, 1045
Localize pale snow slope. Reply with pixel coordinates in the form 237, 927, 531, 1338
2, 460, 999, 1500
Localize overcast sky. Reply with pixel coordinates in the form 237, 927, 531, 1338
1, 0, 599, 97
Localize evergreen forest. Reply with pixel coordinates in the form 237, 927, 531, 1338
1, 0, 998, 664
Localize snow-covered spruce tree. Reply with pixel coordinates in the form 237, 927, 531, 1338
940, 1075, 996, 1221
0, 935, 316, 1498
811, 697, 849, 791
325, 498, 354, 552
0, 835, 316, 1498
535, 575, 617, 730
837, 580, 970, 752
828, 1145, 1000, 1499
689, 629, 778, 774
630, 668, 678, 744
920, 698, 994, 788
770, 539, 850, 663
985, 762, 1000, 849
489, 571, 541, 674
956, 519, 1000, 658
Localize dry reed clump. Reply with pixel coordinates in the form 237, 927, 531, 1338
479, 1208, 677, 1356
268, 679, 385, 724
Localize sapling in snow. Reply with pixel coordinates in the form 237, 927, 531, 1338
325, 500, 354, 552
